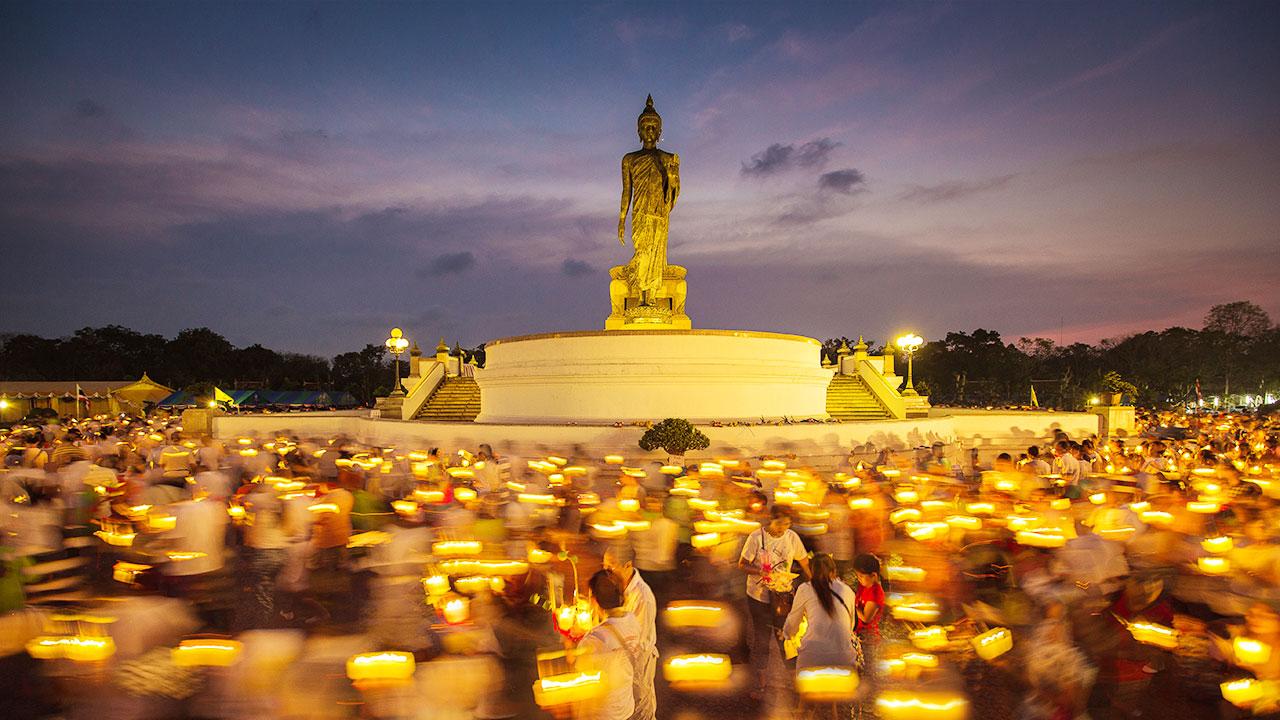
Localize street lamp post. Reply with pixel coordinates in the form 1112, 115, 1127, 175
385, 327, 410, 397
896, 333, 924, 396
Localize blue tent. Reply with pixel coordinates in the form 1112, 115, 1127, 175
156, 391, 199, 408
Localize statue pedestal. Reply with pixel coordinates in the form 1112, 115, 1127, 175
474, 329, 832, 424
605, 265, 691, 330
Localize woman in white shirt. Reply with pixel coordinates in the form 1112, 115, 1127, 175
783, 552, 858, 668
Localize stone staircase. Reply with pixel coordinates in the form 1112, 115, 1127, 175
826, 374, 892, 421
415, 377, 481, 422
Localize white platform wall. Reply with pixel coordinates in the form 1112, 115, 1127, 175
213, 410, 1099, 468
474, 329, 834, 424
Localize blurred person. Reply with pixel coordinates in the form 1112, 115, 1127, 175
1054, 440, 1084, 498
195, 435, 224, 470
574, 569, 641, 720
47, 430, 86, 471
783, 552, 859, 668
603, 546, 658, 720
157, 437, 193, 479
627, 494, 678, 605
159, 489, 229, 622
240, 481, 289, 628
817, 489, 855, 578
1022, 444, 1048, 475
738, 504, 811, 698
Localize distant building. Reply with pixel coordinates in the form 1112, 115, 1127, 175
0, 374, 174, 422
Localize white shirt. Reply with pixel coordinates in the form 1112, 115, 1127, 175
630, 517, 678, 572
579, 613, 640, 720
739, 527, 808, 602
624, 570, 658, 653
783, 580, 858, 667
1054, 453, 1083, 485
162, 499, 226, 576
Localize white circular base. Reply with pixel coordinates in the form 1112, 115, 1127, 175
474, 329, 833, 424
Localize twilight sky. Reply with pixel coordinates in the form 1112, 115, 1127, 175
2, 1, 1277, 356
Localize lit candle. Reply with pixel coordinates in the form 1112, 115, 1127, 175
533, 671, 603, 706
876, 691, 970, 720
691, 532, 721, 549
971, 627, 1013, 660
945, 515, 982, 530
1129, 621, 1179, 649
909, 625, 948, 650
1221, 678, 1264, 706
662, 654, 733, 684
886, 566, 927, 583
1202, 536, 1233, 554
172, 639, 243, 667
443, 597, 469, 624
346, 651, 415, 681
796, 665, 860, 701
663, 601, 726, 629
1234, 637, 1273, 665
1197, 556, 1230, 575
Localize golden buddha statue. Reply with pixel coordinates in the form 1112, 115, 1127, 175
618, 95, 680, 307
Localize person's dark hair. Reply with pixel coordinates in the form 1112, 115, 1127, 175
1027, 445, 1041, 458
853, 553, 881, 584
810, 553, 838, 616
588, 569, 625, 610
770, 504, 792, 521
997, 452, 1012, 462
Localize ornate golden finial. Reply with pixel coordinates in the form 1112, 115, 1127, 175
837, 339, 852, 356
436, 337, 448, 354
409, 342, 421, 357
853, 335, 868, 353
638, 94, 660, 123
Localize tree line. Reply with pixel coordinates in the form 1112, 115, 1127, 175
0, 326, 401, 406
1, 300, 1273, 411
824, 301, 1277, 409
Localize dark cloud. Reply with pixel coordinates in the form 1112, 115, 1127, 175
818, 168, 866, 194
795, 138, 839, 168
75, 99, 108, 119
561, 258, 593, 277
741, 138, 840, 177
898, 174, 1017, 204
425, 251, 476, 276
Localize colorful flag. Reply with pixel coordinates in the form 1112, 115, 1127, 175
213, 387, 234, 405
1030, 385, 1039, 408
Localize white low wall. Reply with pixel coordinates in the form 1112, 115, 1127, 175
475, 329, 833, 424
212, 410, 1099, 469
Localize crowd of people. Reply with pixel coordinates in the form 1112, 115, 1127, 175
0, 408, 1278, 720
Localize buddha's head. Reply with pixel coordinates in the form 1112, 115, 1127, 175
637, 94, 661, 148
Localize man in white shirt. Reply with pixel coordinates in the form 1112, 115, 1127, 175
603, 547, 658, 720
1053, 440, 1084, 497
737, 505, 810, 696
1024, 445, 1052, 476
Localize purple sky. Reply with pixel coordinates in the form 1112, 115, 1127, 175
2, 1, 1277, 355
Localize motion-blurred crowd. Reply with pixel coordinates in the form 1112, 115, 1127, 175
0, 408, 1278, 720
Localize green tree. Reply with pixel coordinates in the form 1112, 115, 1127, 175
639, 418, 710, 459
1204, 301, 1272, 339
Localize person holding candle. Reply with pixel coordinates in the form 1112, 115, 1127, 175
783, 553, 859, 668
738, 504, 811, 699
575, 569, 642, 720
603, 546, 658, 720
